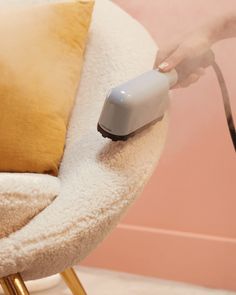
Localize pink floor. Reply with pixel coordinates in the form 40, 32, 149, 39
83, 0, 236, 291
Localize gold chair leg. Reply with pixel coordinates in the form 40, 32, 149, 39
0, 277, 15, 295
0, 273, 30, 295
60, 268, 87, 295
1, 267, 85, 295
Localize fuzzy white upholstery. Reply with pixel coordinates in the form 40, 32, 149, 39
0, 0, 168, 280
0, 174, 59, 239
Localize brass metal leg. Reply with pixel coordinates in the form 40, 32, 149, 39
1, 267, 85, 295
60, 268, 87, 295
0, 273, 30, 295
0, 277, 16, 295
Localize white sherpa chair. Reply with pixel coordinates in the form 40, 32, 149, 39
0, 0, 168, 294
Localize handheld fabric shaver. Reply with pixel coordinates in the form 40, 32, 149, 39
97, 50, 215, 141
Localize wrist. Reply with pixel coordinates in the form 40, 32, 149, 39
202, 20, 220, 44
207, 12, 236, 43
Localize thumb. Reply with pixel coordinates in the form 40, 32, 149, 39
158, 46, 187, 72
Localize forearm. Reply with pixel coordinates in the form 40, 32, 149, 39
208, 11, 236, 43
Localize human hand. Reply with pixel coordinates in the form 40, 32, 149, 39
154, 27, 215, 88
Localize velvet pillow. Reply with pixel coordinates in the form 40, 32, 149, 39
0, 0, 94, 176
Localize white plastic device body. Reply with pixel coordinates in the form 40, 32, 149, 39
98, 69, 178, 139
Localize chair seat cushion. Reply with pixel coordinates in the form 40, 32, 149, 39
0, 0, 168, 280
0, 174, 59, 238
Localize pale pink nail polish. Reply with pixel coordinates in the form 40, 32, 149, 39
158, 62, 169, 71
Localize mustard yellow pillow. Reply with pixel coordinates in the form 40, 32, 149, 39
0, 0, 94, 176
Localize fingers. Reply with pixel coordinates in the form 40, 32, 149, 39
179, 73, 201, 87
154, 27, 212, 88
195, 67, 205, 76
157, 45, 189, 72
173, 74, 200, 88
173, 67, 205, 88
155, 49, 174, 67
154, 42, 178, 68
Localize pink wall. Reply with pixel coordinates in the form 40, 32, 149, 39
83, 0, 236, 291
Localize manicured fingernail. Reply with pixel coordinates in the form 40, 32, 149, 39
158, 62, 169, 71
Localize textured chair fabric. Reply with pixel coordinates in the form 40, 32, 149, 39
0, 0, 168, 280
0, 174, 59, 239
